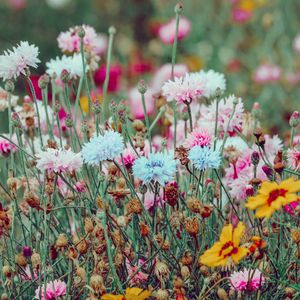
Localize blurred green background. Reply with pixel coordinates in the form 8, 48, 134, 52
1, 0, 300, 133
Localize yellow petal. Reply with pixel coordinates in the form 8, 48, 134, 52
102, 294, 124, 300
231, 247, 249, 264
283, 193, 298, 205
233, 222, 245, 246
270, 197, 284, 210
246, 195, 266, 210
80, 96, 89, 113
219, 224, 233, 243
255, 205, 274, 218
125, 288, 151, 300
259, 181, 278, 196
280, 178, 300, 193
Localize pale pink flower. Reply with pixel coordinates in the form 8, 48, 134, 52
128, 87, 155, 119
126, 259, 149, 285
201, 95, 244, 136
75, 181, 87, 193
0, 41, 40, 81
287, 148, 300, 170
285, 72, 300, 85
58, 25, 107, 56
20, 265, 38, 281
158, 16, 191, 45
259, 134, 283, 157
143, 190, 165, 211
0, 87, 19, 112
162, 73, 205, 104
232, 8, 252, 23
253, 64, 281, 84
293, 34, 300, 53
185, 129, 212, 149
230, 269, 265, 291
36, 148, 83, 173
35, 279, 67, 300
151, 63, 188, 93
0, 135, 17, 157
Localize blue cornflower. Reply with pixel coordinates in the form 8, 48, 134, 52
133, 152, 177, 186
81, 131, 124, 165
188, 146, 221, 171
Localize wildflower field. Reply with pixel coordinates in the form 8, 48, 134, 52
1, 0, 300, 299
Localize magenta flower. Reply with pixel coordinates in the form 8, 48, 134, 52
185, 129, 212, 149
230, 268, 265, 292
0, 135, 17, 157
35, 279, 67, 300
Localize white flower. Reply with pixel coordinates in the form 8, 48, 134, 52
46, 54, 87, 79
0, 41, 40, 81
196, 69, 226, 98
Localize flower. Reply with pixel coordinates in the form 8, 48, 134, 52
128, 87, 155, 119
58, 24, 107, 55
201, 95, 244, 136
94, 64, 122, 93
253, 64, 281, 84
199, 222, 249, 267
0, 41, 40, 81
35, 279, 67, 300
133, 152, 177, 186
46, 54, 87, 79
81, 131, 124, 165
158, 16, 191, 45
151, 63, 188, 93
102, 288, 151, 300
230, 268, 265, 291
0, 135, 17, 157
36, 148, 83, 173
126, 259, 149, 285
196, 69, 226, 98
185, 129, 212, 149
0, 87, 19, 112
246, 178, 300, 218
287, 148, 300, 170
293, 33, 300, 53
162, 72, 205, 104
189, 146, 221, 171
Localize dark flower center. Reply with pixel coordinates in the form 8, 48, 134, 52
267, 189, 287, 206
219, 241, 238, 257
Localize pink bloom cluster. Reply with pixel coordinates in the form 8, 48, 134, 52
58, 24, 107, 55
35, 279, 67, 300
158, 16, 191, 45
185, 129, 212, 149
253, 64, 281, 84
0, 136, 17, 157
230, 268, 265, 291
287, 148, 300, 170
36, 148, 83, 173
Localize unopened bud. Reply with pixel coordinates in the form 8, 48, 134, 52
174, 2, 183, 14
289, 111, 300, 127
251, 151, 260, 165
137, 80, 147, 94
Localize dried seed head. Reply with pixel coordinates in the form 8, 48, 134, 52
285, 287, 296, 298
184, 217, 200, 236
116, 216, 127, 227
31, 252, 41, 268
187, 197, 202, 213
126, 198, 142, 215
132, 119, 145, 132
114, 251, 123, 266
74, 237, 89, 255
199, 265, 210, 277
139, 222, 150, 237
76, 266, 86, 281
67, 246, 78, 260
200, 204, 213, 219
155, 260, 170, 279
155, 289, 169, 300
55, 233, 68, 251
7, 177, 17, 192
165, 182, 179, 207
181, 251, 193, 266
90, 274, 105, 294
84, 217, 94, 234
1, 293, 9, 300
217, 288, 228, 300
291, 229, 300, 244
180, 265, 190, 280
15, 253, 27, 267
2, 266, 11, 278
173, 276, 184, 288
175, 146, 190, 165
273, 162, 284, 174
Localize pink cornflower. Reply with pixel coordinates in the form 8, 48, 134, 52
126, 259, 149, 285
162, 73, 205, 104
118, 146, 141, 169
20, 265, 38, 281
158, 16, 191, 45
283, 200, 300, 216
230, 268, 265, 292
75, 181, 87, 193
36, 148, 83, 173
201, 95, 244, 136
185, 129, 212, 148
293, 34, 300, 53
0, 41, 40, 81
128, 87, 155, 119
253, 64, 281, 84
35, 279, 67, 300
0, 135, 17, 157
287, 148, 300, 170
151, 63, 188, 93
143, 190, 165, 211
57, 25, 107, 55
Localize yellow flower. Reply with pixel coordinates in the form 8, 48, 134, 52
246, 178, 300, 218
199, 222, 249, 267
101, 288, 151, 300
80, 94, 103, 113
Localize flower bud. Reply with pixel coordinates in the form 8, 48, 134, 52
274, 162, 284, 174
137, 80, 147, 94
217, 288, 228, 300
65, 114, 73, 128
156, 289, 169, 300
90, 274, 105, 293
60, 69, 70, 83
174, 2, 183, 14
184, 217, 200, 236
251, 151, 260, 166
108, 26, 116, 35
77, 26, 85, 38
15, 253, 27, 267
76, 266, 86, 281
289, 111, 300, 127
31, 252, 41, 268
38, 74, 50, 89
262, 165, 273, 179
2, 266, 11, 278
245, 184, 254, 197
22, 246, 32, 257
56, 233, 68, 251
4, 80, 15, 93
